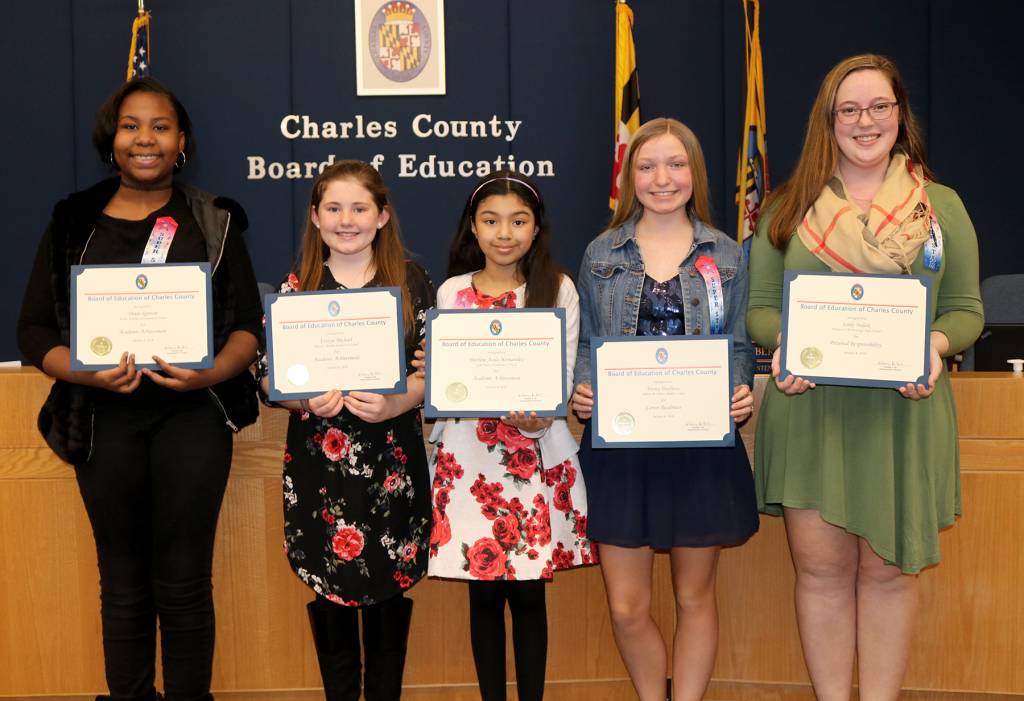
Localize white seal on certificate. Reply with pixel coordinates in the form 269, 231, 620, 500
445, 382, 468, 403
287, 364, 310, 386
612, 412, 636, 435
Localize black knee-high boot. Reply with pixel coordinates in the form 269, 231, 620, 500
307, 599, 362, 701
361, 595, 414, 701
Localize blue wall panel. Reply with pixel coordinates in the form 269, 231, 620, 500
3, 3, 78, 364
1, 0, 1019, 361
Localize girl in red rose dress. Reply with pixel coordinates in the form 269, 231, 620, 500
258, 161, 434, 701
424, 170, 594, 701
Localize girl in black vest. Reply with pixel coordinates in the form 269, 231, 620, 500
17, 77, 262, 701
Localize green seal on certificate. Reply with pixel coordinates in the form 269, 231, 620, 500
445, 382, 468, 403
612, 412, 636, 435
800, 346, 823, 369
90, 336, 112, 356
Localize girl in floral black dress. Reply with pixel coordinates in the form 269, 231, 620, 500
259, 161, 433, 701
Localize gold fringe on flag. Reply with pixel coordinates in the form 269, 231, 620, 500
126, 9, 152, 81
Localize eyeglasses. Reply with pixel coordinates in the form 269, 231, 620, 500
833, 101, 899, 124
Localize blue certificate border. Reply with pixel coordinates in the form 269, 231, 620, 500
265, 286, 407, 400
590, 335, 735, 449
780, 271, 933, 389
424, 308, 568, 418
70, 262, 213, 370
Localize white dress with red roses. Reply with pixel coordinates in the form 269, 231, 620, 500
427, 272, 594, 581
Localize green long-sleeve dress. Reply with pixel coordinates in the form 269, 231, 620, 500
746, 183, 984, 573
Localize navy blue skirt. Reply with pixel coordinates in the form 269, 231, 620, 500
578, 422, 758, 549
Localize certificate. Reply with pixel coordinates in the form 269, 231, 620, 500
780, 271, 932, 388
70, 263, 213, 370
591, 336, 734, 448
265, 287, 406, 400
424, 308, 567, 418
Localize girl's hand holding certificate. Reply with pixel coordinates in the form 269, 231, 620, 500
306, 389, 345, 418
344, 390, 404, 423
730, 384, 754, 422
772, 344, 816, 396
571, 383, 593, 421
87, 351, 142, 394
501, 410, 553, 434
896, 331, 946, 401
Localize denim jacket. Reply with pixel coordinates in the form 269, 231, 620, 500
573, 215, 754, 389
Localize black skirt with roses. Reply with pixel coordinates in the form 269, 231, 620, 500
283, 406, 431, 605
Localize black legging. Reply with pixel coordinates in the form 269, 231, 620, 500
468, 579, 548, 701
76, 395, 232, 701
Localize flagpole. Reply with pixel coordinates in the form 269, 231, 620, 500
138, 0, 146, 15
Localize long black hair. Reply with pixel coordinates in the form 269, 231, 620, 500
447, 169, 563, 307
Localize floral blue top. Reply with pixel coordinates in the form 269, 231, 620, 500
638, 275, 685, 336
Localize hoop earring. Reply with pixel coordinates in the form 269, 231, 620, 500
175, 151, 187, 169
106, 152, 114, 165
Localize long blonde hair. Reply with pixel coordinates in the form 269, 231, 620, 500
608, 117, 712, 231
765, 54, 934, 249
297, 160, 414, 335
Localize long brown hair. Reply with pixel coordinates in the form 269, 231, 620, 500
608, 117, 713, 231
765, 54, 935, 249
297, 160, 414, 335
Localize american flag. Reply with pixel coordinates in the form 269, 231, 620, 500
127, 10, 151, 80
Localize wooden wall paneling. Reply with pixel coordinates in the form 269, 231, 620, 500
3, 369, 1023, 699
907, 471, 1024, 692
0, 476, 105, 695
405, 578, 476, 687
950, 373, 1024, 438
0, 369, 51, 448
715, 521, 808, 685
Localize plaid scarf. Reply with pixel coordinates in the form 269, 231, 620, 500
797, 152, 931, 274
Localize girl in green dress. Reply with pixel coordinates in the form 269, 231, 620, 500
747, 54, 983, 699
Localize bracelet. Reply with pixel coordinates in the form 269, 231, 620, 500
299, 398, 310, 413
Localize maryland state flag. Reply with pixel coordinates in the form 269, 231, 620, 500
127, 7, 152, 80
735, 0, 767, 249
610, 1, 640, 210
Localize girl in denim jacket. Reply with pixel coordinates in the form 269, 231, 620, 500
571, 118, 757, 701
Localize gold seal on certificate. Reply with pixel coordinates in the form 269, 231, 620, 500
591, 336, 735, 448
445, 382, 469, 403
424, 308, 568, 418
70, 263, 213, 370
800, 346, 823, 369
781, 272, 932, 388
90, 336, 113, 356
265, 287, 407, 400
